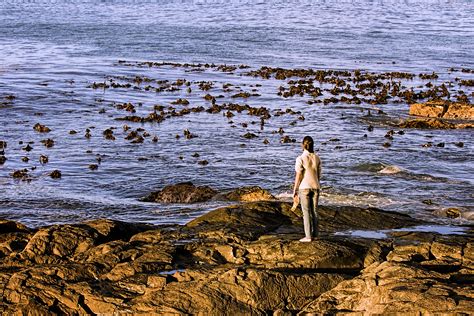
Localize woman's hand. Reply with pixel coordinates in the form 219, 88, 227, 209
291, 192, 300, 211
293, 192, 299, 203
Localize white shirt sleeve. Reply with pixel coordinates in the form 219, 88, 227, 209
295, 156, 304, 173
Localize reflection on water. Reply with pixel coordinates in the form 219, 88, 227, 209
0, 0, 473, 227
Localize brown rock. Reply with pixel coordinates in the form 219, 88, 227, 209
214, 186, 275, 202
33, 123, 51, 133
409, 101, 474, 119
302, 260, 472, 314
0, 201, 471, 315
398, 118, 457, 129
142, 182, 217, 203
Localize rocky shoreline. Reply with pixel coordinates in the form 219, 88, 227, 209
1, 196, 472, 314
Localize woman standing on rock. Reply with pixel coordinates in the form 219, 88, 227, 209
293, 136, 321, 242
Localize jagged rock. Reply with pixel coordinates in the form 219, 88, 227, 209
0, 201, 472, 314
131, 268, 347, 314
142, 182, 217, 203
409, 101, 474, 119
302, 259, 472, 314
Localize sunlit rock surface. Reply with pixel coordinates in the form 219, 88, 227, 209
0, 201, 472, 314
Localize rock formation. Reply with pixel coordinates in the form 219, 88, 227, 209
409, 101, 474, 120
398, 101, 474, 129
142, 183, 274, 203
0, 201, 472, 314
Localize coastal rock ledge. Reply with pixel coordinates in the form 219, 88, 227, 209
0, 202, 472, 314
398, 101, 474, 129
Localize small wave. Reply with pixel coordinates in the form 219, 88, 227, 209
276, 188, 395, 209
352, 162, 388, 173
352, 162, 462, 184
378, 165, 402, 174
353, 162, 403, 174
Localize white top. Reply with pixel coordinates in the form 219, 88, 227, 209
295, 150, 321, 190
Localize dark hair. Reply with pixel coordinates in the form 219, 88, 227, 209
302, 136, 314, 153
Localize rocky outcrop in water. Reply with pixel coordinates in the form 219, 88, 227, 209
141, 182, 217, 203
142, 182, 274, 203
409, 101, 474, 120
0, 201, 472, 314
398, 101, 474, 129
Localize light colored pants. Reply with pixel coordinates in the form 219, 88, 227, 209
299, 188, 320, 238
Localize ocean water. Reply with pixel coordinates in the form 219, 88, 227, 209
0, 0, 473, 227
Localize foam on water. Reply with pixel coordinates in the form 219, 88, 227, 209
378, 165, 402, 174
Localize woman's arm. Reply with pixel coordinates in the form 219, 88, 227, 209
293, 171, 303, 197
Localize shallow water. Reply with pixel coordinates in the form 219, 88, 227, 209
334, 225, 470, 239
0, 0, 473, 228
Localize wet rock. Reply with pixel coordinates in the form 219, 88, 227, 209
131, 136, 144, 143
281, 136, 296, 143
198, 160, 209, 166
39, 155, 48, 164
11, 169, 29, 179
242, 132, 258, 139
40, 138, 54, 148
33, 123, 51, 133
49, 170, 61, 179
213, 186, 275, 202
142, 182, 217, 203
436, 208, 462, 219
0, 140, 6, 149
89, 164, 98, 170
183, 129, 197, 139
0, 155, 6, 164
454, 142, 464, 147
21, 156, 29, 163
171, 98, 189, 105
69, 130, 77, 135
398, 118, 457, 129
22, 144, 33, 152
103, 129, 115, 140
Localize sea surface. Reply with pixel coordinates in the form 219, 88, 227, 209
0, 0, 473, 228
